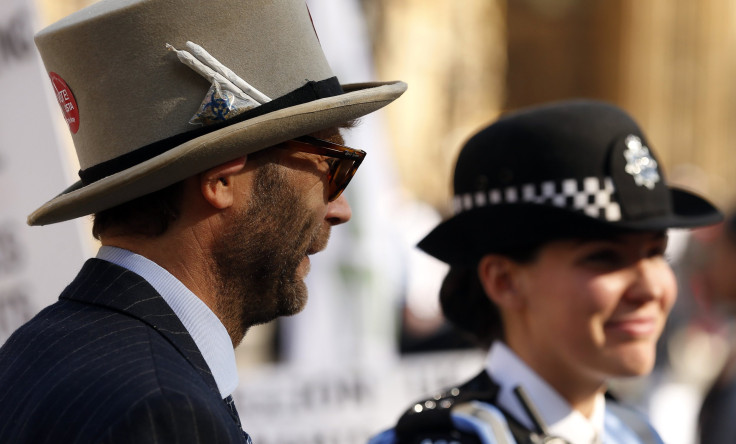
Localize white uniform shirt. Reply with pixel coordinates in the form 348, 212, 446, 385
97, 246, 239, 398
486, 341, 605, 444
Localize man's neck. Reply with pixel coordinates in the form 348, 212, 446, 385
100, 230, 222, 331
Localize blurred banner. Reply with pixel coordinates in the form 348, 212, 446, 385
0, 0, 87, 345
236, 350, 484, 444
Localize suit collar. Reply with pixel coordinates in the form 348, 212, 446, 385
61, 258, 220, 395
96, 246, 238, 397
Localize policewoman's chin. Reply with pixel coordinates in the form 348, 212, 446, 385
606, 341, 658, 377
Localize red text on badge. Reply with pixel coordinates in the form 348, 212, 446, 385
49, 72, 80, 134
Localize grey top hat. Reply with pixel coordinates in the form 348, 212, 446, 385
29, 0, 407, 226
419, 100, 722, 265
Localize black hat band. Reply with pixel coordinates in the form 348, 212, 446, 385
453, 176, 622, 222
78, 77, 343, 186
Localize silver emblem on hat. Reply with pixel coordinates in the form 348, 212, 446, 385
623, 135, 660, 189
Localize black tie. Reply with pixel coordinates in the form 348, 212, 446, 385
224, 395, 253, 444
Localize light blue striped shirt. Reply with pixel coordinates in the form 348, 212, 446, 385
96, 246, 238, 398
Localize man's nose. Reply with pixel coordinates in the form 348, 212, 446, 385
325, 194, 351, 225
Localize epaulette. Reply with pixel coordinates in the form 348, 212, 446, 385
394, 371, 497, 444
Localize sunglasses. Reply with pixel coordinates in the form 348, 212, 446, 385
282, 136, 366, 201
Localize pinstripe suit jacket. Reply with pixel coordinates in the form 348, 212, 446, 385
0, 259, 248, 444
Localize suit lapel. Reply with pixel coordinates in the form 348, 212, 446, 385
60, 258, 220, 395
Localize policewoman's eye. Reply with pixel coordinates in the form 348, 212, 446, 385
579, 249, 624, 268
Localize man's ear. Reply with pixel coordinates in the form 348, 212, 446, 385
477, 254, 525, 310
200, 157, 247, 210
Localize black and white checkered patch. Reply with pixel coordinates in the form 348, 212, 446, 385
453, 176, 622, 221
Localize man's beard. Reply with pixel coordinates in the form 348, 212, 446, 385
212, 162, 330, 343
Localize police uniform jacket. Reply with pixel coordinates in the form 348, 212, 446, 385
368, 342, 664, 444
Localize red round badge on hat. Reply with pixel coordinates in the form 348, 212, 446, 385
49, 72, 80, 134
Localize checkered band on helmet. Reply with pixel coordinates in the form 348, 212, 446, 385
453, 176, 622, 222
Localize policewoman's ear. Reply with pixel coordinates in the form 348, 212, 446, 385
477, 254, 525, 310
200, 157, 247, 210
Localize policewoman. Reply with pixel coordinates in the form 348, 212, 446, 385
369, 100, 722, 444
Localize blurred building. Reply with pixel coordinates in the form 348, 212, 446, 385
365, 0, 736, 212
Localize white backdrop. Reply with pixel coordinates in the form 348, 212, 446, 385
0, 0, 88, 345
278, 0, 405, 368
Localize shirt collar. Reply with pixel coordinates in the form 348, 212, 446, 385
97, 246, 239, 398
486, 341, 605, 444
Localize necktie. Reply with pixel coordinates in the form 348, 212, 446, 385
224, 395, 253, 444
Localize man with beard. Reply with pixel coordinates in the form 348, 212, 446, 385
0, 1, 406, 443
